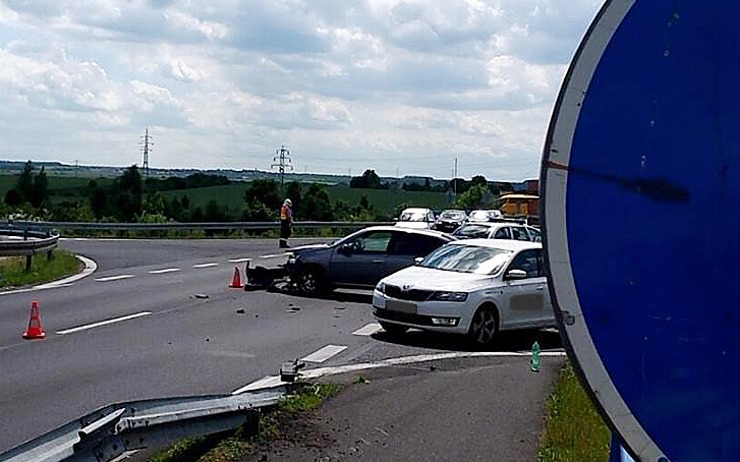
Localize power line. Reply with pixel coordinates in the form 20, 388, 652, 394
271, 145, 293, 191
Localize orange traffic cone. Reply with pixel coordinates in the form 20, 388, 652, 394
23, 300, 46, 340
229, 266, 243, 288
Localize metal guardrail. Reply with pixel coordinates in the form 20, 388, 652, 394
0, 386, 289, 462
0, 228, 59, 258
1, 220, 393, 232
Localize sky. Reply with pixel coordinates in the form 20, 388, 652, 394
0, 0, 603, 181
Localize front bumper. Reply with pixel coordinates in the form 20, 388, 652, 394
372, 290, 471, 334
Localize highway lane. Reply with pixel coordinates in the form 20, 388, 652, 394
0, 238, 562, 453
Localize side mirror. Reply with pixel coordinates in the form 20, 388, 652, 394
338, 243, 354, 255
505, 269, 528, 280
414, 257, 424, 265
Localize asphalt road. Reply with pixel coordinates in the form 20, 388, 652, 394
0, 237, 564, 456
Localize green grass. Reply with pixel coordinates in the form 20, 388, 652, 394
0, 250, 81, 289
539, 363, 611, 462
160, 183, 451, 216
145, 383, 342, 462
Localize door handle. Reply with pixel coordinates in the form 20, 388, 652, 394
536, 286, 545, 291
372, 260, 383, 264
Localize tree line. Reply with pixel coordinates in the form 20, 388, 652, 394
1, 162, 514, 223
2, 163, 391, 223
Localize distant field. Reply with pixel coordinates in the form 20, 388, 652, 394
160, 183, 452, 215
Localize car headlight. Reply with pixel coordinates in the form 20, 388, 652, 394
376, 282, 386, 294
431, 291, 468, 302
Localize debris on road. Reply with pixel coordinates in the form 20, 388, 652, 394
236, 309, 246, 314
193, 293, 209, 299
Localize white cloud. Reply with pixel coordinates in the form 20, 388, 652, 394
0, 0, 602, 180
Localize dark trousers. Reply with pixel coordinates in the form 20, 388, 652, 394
279, 220, 291, 247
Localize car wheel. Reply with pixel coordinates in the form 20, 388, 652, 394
294, 266, 327, 295
469, 306, 498, 345
379, 322, 409, 335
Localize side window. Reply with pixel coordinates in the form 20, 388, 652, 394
535, 250, 546, 277
389, 233, 443, 256
527, 227, 542, 242
511, 227, 531, 241
508, 249, 540, 278
427, 212, 435, 222
348, 231, 392, 254
493, 227, 511, 239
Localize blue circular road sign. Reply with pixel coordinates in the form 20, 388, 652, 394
542, 1, 740, 461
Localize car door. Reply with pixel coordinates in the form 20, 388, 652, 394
384, 232, 447, 277
329, 230, 393, 287
499, 249, 547, 329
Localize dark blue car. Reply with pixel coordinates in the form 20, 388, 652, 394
286, 226, 456, 294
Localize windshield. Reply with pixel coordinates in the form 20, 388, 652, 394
421, 244, 513, 275
440, 211, 465, 220
399, 211, 428, 222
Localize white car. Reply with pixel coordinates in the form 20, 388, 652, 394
452, 221, 541, 242
394, 207, 436, 229
372, 239, 555, 345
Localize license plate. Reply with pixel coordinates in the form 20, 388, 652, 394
386, 300, 417, 314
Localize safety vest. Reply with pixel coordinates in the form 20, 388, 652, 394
280, 204, 292, 221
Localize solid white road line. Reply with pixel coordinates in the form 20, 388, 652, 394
232, 376, 285, 394
148, 268, 181, 274
228, 258, 252, 263
352, 323, 383, 336
232, 350, 567, 395
95, 274, 135, 282
56, 311, 153, 335
301, 344, 348, 363
193, 263, 219, 268
259, 254, 284, 259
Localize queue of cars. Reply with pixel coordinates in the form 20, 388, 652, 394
285, 208, 555, 345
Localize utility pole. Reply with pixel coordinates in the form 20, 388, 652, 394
453, 156, 458, 203
141, 128, 153, 177
271, 145, 293, 192
74, 159, 78, 178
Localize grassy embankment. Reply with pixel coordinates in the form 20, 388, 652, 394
539, 363, 611, 462
0, 250, 81, 289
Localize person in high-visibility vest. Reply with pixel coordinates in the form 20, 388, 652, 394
279, 198, 293, 248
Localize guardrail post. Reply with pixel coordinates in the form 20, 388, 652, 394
25, 255, 32, 271
47, 249, 54, 261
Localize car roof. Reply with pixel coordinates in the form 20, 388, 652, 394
362, 225, 456, 240
400, 207, 432, 213
458, 221, 530, 228
447, 238, 542, 251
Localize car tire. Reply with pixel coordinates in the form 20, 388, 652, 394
379, 322, 409, 335
468, 305, 498, 345
294, 266, 327, 296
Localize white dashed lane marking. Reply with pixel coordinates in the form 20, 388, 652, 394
352, 323, 383, 336
56, 311, 152, 335
228, 258, 252, 263
193, 263, 219, 268
95, 275, 135, 282
301, 345, 348, 363
148, 268, 181, 274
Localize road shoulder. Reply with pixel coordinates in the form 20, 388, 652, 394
242, 356, 564, 462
